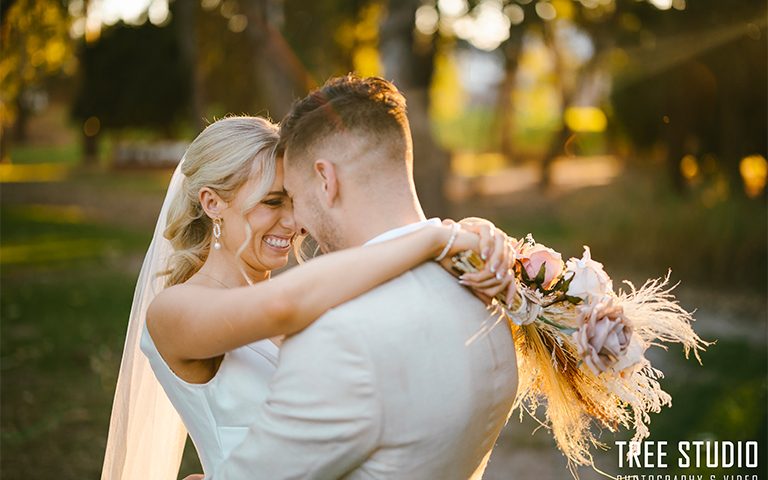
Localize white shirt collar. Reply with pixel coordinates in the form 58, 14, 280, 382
364, 218, 442, 245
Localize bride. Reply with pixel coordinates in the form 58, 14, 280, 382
101, 115, 516, 479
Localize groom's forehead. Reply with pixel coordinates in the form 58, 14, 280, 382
280, 146, 304, 169
279, 155, 302, 196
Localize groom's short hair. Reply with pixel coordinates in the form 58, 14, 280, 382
277, 75, 411, 170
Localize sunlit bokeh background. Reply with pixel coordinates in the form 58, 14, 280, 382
1, 0, 765, 478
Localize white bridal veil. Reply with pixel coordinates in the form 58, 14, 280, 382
101, 159, 188, 480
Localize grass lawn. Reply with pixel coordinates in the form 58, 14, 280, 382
1, 174, 204, 478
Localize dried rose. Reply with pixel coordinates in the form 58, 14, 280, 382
573, 300, 633, 375
565, 246, 613, 300
506, 289, 542, 326
612, 334, 647, 375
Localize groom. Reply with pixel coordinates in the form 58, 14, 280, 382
211, 75, 518, 479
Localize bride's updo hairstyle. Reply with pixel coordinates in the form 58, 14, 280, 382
162, 116, 279, 287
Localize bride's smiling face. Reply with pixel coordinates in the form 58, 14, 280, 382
219, 162, 297, 274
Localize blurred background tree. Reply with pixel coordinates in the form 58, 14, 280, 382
0, 0, 76, 160
612, 0, 767, 195
71, 18, 192, 163
4, 0, 763, 202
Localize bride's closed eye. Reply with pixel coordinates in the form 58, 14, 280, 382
261, 197, 288, 208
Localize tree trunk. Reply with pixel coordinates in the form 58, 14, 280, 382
380, 0, 449, 218
242, 0, 313, 119
0, 126, 8, 162
539, 23, 611, 190
174, 0, 204, 132
495, 28, 525, 163
13, 92, 29, 143
539, 23, 570, 190
82, 131, 99, 166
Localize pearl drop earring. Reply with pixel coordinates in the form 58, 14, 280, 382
212, 218, 222, 250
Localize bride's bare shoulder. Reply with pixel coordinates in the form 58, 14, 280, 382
146, 283, 209, 330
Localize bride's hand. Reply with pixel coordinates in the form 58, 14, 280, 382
458, 218, 515, 302
434, 219, 515, 304
454, 217, 509, 272
182, 475, 204, 480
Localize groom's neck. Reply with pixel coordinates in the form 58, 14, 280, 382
342, 195, 427, 248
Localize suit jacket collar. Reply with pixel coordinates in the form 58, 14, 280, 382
363, 218, 442, 246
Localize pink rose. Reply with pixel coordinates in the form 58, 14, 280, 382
573, 300, 633, 375
520, 244, 564, 290
507, 237, 527, 259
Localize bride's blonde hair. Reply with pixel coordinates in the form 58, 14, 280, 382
162, 116, 279, 287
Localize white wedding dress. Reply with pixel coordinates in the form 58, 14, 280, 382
140, 325, 279, 475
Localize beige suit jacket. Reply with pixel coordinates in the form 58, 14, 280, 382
212, 262, 518, 480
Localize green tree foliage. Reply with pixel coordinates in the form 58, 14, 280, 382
281, 0, 365, 81
0, 0, 75, 143
71, 20, 191, 133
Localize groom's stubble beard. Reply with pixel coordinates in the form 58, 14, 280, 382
283, 161, 344, 254
303, 195, 345, 254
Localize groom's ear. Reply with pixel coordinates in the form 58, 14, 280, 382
314, 159, 339, 207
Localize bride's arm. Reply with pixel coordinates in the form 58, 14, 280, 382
147, 224, 480, 361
